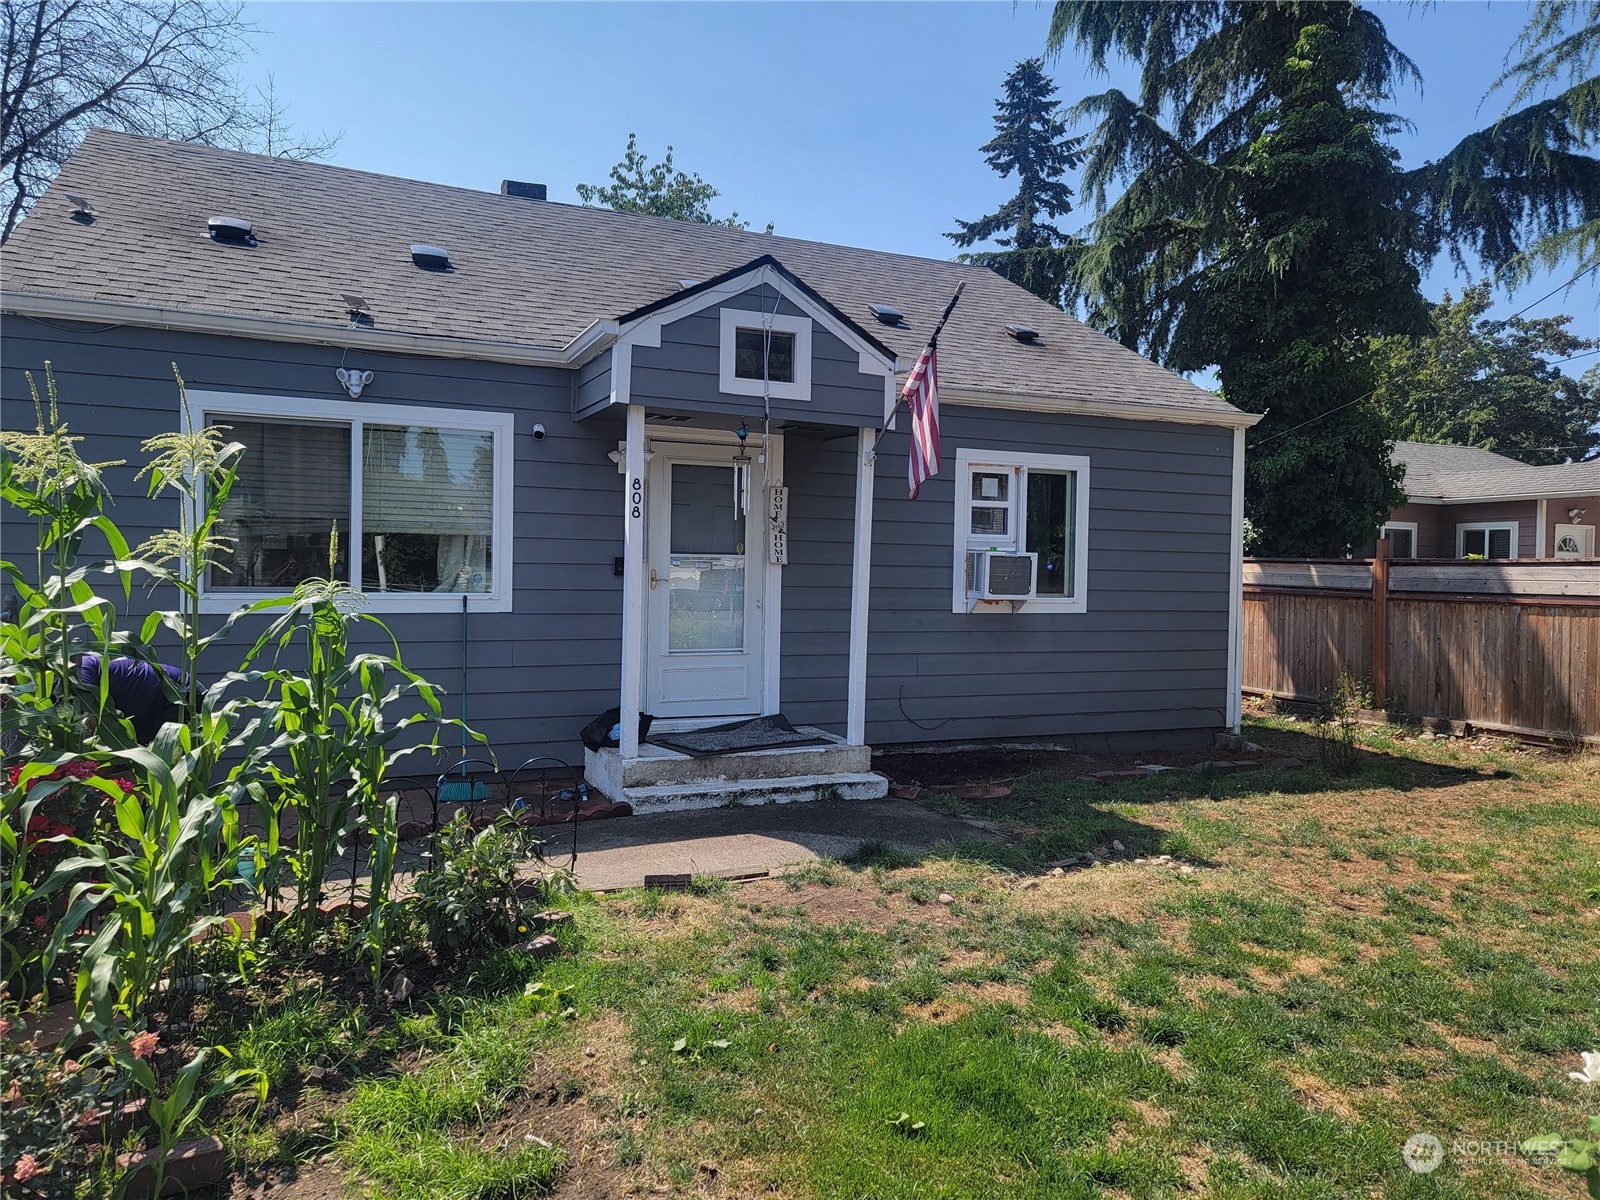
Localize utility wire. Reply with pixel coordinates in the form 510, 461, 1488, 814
1253, 346, 1600, 448
1503, 260, 1600, 322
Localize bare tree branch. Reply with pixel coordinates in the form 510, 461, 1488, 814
0, 0, 341, 241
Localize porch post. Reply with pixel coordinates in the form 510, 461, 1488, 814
1226, 425, 1246, 734
619, 405, 646, 760
846, 426, 876, 746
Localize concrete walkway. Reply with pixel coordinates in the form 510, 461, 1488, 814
561, 798, 1001, 891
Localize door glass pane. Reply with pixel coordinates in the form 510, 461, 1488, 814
1027, 470, 1075, 596
361, 424, 495, 593
668, 464, 744, 652
210, 419, 350, 590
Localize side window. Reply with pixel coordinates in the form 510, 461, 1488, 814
953, 450, 1089, 613
1456, 523, 1516, 560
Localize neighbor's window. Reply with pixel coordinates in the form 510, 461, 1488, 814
953, 449, 1090, 612
192, 393, 513, 612
1381, 522, 1417, 559
733, 328, 795, 383
1456, 522, 1517, 560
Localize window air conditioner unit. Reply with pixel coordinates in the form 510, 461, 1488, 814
967, 550, 1037, 604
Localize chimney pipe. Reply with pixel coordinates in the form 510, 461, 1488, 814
500, 180, 547, 201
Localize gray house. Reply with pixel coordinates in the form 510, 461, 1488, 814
1, 131, 1258, 808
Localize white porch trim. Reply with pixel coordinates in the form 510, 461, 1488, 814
847, 427, 876, 746
619, 405, 647, 759
1536, 498, 1548, 559
1226, 425, 1246, 733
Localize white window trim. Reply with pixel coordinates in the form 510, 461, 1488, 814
184, 390, 515, 614
718, 308, 812, 401
951, 447, 1090, 614
1455, 521, 1518, 560
1381, 521, 1418, 557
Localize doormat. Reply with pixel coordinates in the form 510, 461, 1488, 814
649, 714, 829, 758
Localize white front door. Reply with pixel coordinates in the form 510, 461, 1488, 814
645, 440, 769, 718
1553, 523, 1596, 558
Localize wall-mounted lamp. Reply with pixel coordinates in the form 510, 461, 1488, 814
1570, 508, 1589, 521
336, 367, 374, 398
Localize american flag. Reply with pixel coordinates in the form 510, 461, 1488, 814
903, 340, 940, 499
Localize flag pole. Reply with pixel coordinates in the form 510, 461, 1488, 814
872, 280, 967, 456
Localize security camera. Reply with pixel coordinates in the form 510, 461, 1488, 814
532, 423, 546, 441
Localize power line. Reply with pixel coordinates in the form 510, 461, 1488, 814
1253, 346, 1600, 447
1503, 260, 1600, 322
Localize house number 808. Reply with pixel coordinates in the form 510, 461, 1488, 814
630, 478, 642, 519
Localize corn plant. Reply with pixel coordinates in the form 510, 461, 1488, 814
1, 366, 267, 1022
239, 532, 455, 979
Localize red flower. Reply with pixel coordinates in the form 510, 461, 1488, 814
61, 760, 97, 781
129, 1031, 158, 1060
5, 764, 20, 789
12, 1153, 38, 1182
23, 814, 72, 847
113, 778, 135, 794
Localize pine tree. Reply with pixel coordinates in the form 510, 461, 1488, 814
1049, 2, 1428, 555
948, 59, 1085, 306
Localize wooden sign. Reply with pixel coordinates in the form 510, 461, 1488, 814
767, 486, 789, 564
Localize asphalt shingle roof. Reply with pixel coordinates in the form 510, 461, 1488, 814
1, 129, 1243, 423
1392, 440, 1600, 501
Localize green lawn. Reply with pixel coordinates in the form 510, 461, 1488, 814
245, 717, 1600, 1199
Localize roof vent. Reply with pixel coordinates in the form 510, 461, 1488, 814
869, 303, 905, 326
208, 215, 256, 246
66, 192, 95, 224
500, 180, 547, 201
410, 243, 452, 271
1005, 323, 1042, 345
678, 279, 701, 291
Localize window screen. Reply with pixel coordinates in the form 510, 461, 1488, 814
210, 419, 351, 590
361, 424, 494, 593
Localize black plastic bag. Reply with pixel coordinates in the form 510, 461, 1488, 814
580, 707, 654, 752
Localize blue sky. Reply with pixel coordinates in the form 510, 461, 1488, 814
237, 1, 1597, 352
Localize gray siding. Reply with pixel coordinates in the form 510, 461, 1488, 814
0, 316, 625, 768
573, 352, 612, 421
629, 285, 884, 427
781, 406, 1235, 749
3, 314, 1236, 765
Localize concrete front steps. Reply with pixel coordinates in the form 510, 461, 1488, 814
584, 727, 889, 813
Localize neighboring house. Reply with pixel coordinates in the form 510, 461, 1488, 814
0, 130, 1258, 808
1381, 442, 1600, 560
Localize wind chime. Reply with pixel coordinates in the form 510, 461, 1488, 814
732, 420, 753, 517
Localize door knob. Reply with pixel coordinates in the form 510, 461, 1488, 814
650, 568, 658, 591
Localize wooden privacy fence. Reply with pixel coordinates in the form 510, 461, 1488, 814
1242, 552, 1600, 741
